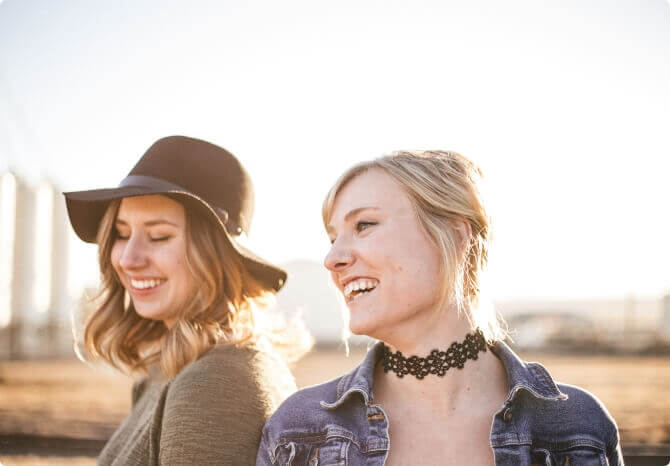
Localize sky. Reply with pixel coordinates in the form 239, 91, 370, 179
1, 0, 669, 301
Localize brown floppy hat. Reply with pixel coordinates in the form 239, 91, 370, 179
64, 135, 287, 292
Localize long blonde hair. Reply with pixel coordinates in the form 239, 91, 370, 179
323, 150, 507, 343
84, 197, 299, 378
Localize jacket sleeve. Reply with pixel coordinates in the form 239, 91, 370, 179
606, 423, 624, 466
157, 349, 270, 465
255, 426, 276, 466
607, 441, 624, 466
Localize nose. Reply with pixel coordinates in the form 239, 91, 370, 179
118, 235, 149, 270
323, 238, 354, 273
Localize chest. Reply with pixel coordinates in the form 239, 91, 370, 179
270, 408, 611, 466
382, 403, 495, 466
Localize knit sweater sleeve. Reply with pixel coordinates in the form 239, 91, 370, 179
157, 346, 274, 466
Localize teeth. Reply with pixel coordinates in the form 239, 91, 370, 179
343, 279, 378, 298
130, 279, 163, 290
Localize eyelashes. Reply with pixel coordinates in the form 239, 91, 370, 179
114, 232, 172, 242
329, 220, 378, 244
355, 221, 377, 233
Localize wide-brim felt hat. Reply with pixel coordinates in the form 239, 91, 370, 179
64, 135, 286, 292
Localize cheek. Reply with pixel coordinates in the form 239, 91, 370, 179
387, 246, 441, 298
110, 244, 123, 273
174, 257, 193, 285
329, 270, 339, 288
164, 242, 193, 282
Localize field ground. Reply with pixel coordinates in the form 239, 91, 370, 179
0, 348, 669, 465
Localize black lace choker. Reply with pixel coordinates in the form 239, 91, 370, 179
382, 331, 488, 379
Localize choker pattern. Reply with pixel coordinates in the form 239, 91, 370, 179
382, 331, 488, 379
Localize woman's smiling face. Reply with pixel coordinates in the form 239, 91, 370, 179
324, 169, 443, 342
111, 194, 196, 328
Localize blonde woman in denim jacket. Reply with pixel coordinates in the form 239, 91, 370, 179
257, 151, 623, 466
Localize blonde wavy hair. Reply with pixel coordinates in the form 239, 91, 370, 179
322, 150, 507, 343
84, 196, 304, 378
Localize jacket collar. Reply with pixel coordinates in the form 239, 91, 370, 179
490, 340, 568, 403
320, 340, 566, 410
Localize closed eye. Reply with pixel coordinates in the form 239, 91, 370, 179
115, 230, 129, 241
113, 231, 172, 242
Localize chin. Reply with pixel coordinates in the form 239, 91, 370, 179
347, 316, 379, 339
133, 306, 167, 323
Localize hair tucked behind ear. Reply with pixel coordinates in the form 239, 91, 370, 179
83, 198, 310, 378
323, 151, 507, 343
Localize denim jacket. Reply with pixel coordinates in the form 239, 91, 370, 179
257, 341, 623, 465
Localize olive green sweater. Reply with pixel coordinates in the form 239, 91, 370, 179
98, 344, 296, 466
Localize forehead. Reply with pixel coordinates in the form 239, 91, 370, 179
116, 194, 185, 221
330, 169, 412, 221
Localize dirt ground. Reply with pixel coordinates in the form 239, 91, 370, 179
0, 347, 669, 465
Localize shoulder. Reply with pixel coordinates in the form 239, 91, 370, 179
168, 344, 253, 395
555, 382, 619, 434
158, 345, 290, 464
551, 383, 621, 458
263, 344, 381, 434
513, 376, 620, 452
262, 375, 342, 435
167, 343, 296, 410
494, 343, 619, 443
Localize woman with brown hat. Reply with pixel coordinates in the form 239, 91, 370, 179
65, 136, 307, 465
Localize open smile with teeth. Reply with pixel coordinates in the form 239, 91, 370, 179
130, 278, 165, 290
343, 278, 378, 300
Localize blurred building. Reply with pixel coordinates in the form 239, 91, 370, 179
0, 172, 74, 359
0, 172, 17, 358
499, 297, 669, 353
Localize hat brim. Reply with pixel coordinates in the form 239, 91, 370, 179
64, 185, 287, 292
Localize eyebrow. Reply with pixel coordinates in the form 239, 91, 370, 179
327, 206, 380, 233
115, 219, 179, 227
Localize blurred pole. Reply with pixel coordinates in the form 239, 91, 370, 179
0, 172, 17, 359
9, 175, 36, 359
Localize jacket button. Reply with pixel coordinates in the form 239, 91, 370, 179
503, 407, 513, 422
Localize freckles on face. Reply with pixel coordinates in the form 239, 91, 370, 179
325, 169, 442, 340
110, 195, 196, 327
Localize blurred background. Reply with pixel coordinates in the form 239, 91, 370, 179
1, 0, 669, 464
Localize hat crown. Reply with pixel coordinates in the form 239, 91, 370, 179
129, 136, 254, 234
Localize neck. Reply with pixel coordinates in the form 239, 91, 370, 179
382, 330, 486, 378
371, 313, 507, 412
379, 302, 475, 355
